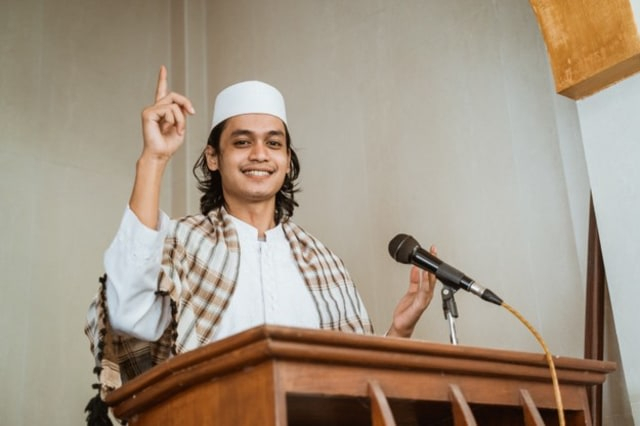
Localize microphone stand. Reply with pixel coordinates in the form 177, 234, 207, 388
441, 285, 459, 345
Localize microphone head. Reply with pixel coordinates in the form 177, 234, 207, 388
388, 234, 420, 264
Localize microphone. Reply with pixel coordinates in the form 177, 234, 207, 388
388, 233, 502, 305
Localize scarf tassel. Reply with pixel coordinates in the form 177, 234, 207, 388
84, 383, 112, 426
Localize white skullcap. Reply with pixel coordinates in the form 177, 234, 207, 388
211, 80, 287, 129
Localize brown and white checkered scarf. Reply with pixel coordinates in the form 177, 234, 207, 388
85, 207, 373, 398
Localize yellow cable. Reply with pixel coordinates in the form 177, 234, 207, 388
501, 301, 565, 426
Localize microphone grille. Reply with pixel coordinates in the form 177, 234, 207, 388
388, 234, 419, 264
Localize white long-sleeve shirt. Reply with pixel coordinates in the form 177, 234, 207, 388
105, 206, 319, 342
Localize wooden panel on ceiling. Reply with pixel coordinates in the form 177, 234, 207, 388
530, 0, 640, 99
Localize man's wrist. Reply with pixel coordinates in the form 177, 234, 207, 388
385, 324, 413, 338
137, 151, 170, 171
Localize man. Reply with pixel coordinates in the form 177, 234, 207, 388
85, 66, 437, 413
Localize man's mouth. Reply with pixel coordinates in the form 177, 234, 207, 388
243, 169, 272, 177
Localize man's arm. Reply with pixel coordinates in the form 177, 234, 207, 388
105, 66, 195, 339
105, 206, 172, 340
130, 65, 195, 228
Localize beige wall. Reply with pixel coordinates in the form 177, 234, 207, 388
0, 0, 631, 424
577, 73, 640, 423
0, 0, 172, 424
204, 0, 590, 351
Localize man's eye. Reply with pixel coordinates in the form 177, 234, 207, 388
234, 140, 250, 146
267, 140, 283, 148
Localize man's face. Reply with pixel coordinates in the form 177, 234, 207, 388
206, 113, 291, 210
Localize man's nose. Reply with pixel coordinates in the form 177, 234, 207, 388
249, 142, 268, 160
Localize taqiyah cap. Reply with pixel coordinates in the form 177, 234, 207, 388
211, 80, 287, 129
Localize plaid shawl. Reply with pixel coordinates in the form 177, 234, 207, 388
85, 207, 373, 398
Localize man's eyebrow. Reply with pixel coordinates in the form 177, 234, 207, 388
229, 129, 285, 137
230, 129, 252, 137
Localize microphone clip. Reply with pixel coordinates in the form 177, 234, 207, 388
441, 285, 460, 345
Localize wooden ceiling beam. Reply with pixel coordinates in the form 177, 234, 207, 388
530, 0, 640, 99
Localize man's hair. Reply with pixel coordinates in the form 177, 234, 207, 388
192, 118, 301, 223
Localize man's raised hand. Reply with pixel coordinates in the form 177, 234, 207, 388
130, 66, 196, 229
141, 66, 196, 162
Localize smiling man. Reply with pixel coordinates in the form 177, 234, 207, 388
85, 67, 437, 413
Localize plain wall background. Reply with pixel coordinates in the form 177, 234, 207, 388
578, 74, 640, 423
0, 0, 634, 424
1, 1, 174, 424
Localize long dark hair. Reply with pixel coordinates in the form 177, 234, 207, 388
192, 118, 301, 223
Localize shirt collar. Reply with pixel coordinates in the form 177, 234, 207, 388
228, 214, 286, 243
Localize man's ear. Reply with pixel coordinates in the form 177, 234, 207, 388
205, 145, 218, 171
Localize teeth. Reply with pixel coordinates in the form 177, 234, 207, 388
244, 170, 271, 176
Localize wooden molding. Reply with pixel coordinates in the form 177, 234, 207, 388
529, 0, 640, 99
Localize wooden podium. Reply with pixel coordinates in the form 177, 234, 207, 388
105, 326, 615, 425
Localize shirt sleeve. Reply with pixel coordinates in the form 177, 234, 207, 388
104, 205, 172, 341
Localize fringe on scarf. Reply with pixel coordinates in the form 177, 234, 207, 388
84, 274, 119, 426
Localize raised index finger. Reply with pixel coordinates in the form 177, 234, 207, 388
155, 65, 168, 102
